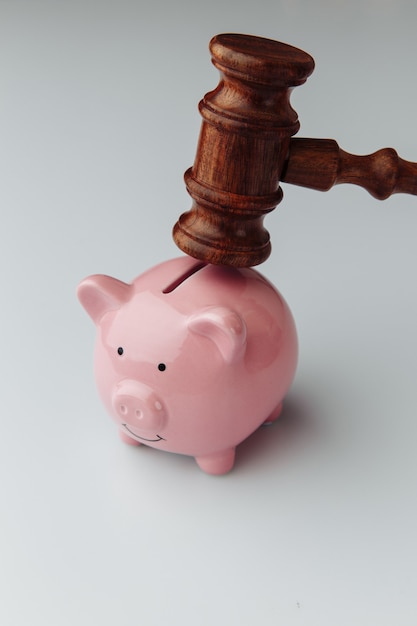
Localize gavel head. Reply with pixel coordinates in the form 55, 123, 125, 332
173, 33, 315, 267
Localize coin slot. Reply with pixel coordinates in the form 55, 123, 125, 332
162, 261, 206, 293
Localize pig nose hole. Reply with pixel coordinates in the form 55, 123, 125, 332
120, 405, 128, 416
135, 409, 143, 420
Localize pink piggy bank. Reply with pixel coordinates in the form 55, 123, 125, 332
77, 256, 298, 474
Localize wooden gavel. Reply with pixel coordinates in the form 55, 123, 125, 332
173, 33, 417, 267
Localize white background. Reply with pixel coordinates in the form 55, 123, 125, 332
1, 1, 417, 624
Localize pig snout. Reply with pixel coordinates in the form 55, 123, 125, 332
112, 380, 167, 432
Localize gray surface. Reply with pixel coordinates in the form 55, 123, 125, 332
1, 1, 417, 624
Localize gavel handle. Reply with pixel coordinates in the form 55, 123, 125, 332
281, 138, 417, 199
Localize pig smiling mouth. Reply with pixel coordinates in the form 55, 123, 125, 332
122, 424, 165, 443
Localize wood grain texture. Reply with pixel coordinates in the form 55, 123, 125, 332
173, 33, 314, 267
173, 34, 417, 267
281, 138, 417, 199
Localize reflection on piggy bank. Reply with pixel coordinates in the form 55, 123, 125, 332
77, 256, 298, 474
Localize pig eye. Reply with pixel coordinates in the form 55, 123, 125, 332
117, 347, 124, 356
158, 363, 166, 372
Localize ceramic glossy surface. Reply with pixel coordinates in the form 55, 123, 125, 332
78, 256, 298, 474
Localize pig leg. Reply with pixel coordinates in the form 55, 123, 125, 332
119, 429, 142, 446
195, 447, 236, 475
262, 401, 283, 426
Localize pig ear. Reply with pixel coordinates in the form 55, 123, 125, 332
77, 275, 132, 324
188, 306, 247, 365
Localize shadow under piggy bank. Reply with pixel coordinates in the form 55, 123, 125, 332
234, 390, 320, 474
